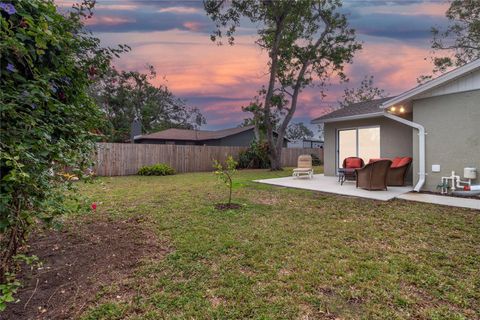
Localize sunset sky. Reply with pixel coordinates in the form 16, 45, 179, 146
71, 0, 450, 133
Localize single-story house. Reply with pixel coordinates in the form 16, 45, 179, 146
312, 59, 480, 192
133, 125, 288, 147
288, 138, 324, 149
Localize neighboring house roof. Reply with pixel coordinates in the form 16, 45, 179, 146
381, 58, 480, 109
311, 97, 393, 124
135, 125, 256, 141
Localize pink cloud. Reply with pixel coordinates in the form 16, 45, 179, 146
95, 4, 139, 11
349, 41, 433, 94
105, 28, 437, 128
182, 21, 205, 32
367, 2, 447, 17
85, 15, 135, 26
159, 7, 200, 14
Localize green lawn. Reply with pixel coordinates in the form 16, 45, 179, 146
77, 168, 479, 320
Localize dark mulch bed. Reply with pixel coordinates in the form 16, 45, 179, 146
214, 203, 242, 210
3, 215, 170, 320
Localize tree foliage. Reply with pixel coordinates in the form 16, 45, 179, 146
90, 65, 206, 142
422, 0, 480, 81
205, 0, 361, 170
237, 141, 270, 169
286, 122, 314, 141
0, 0, 126, 304
339, 75, 387, 108
239, 96, 281, 141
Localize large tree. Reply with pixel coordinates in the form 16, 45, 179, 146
422, 0, 480, 81
91, 65, 206, 142
286, 122, 314, 141
205, 0, 361, 170
338, 75, 387, 108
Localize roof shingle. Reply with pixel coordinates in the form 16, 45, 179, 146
312, 97, 394, 123
135, 125, 255, 141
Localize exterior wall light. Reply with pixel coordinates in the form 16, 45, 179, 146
399, 106, 405, 113
390, 106, 396, 112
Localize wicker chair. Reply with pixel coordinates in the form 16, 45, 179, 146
356, 159, 392, 190
338, 157, 365, 185
387, 157, 412, 186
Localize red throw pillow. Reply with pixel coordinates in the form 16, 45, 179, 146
393, 157, 412, 168
391, 157, 403, 168
345, 158, 362, 168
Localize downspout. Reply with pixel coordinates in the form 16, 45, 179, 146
383, 113, 426, 192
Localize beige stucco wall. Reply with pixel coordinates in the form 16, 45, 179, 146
412, 90, 480, 191
323, 116, 413, 182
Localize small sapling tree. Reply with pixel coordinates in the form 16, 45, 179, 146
213, 156, 238, 209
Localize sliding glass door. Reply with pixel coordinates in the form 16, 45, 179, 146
338, 129, 358, 168
337, 127, 380, 170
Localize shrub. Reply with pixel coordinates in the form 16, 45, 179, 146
0, 0, 127, 309
138, 163, 175, 176
311, 153, 323, 166
238, 141, 270, 169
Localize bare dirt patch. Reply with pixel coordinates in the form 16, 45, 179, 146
3, 215, 170, 320
214, 203, 242, 210
252, 195, 280, 206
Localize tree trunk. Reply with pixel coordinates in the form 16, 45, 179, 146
268, 17, 331, 171
264, 15, 285, 170
228, 175, 232, 205
270, 147, 282, 170
253, 121, 261, 141
0, 198, 24, 283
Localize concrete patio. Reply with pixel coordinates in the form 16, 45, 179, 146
255, 174, 413, 201
397, 192, 480, 210
255, 174, 480, 209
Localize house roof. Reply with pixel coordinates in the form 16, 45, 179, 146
134, 125, 256, 141
311, 97, 393, 124
381, 58, 480, 109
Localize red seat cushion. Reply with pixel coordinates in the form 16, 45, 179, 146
345, 158, 362, 168
392, 157, 412, 168
391, 157, 403, 168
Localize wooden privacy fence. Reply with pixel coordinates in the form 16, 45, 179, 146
95, 143, 323, 176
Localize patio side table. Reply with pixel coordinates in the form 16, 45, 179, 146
338, 168, 356, 185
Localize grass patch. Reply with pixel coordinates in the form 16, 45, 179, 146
75, 168, 479, 319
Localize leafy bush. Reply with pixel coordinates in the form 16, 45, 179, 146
0, 0, 127, 310
238, 141, 270, 169
311, 153, 323, 166
138, 163, 175, 176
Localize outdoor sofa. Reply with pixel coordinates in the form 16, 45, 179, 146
369, 157, 412, 186
356, 159, 392, 190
